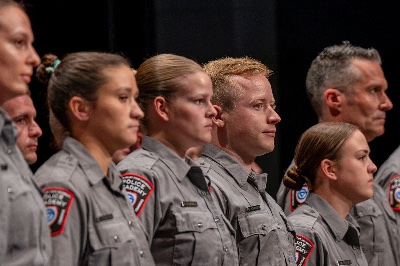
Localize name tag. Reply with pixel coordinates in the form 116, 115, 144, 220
246, 205, 261, 212
96, 213, 113, 222
337, 260, 352, 265
181, 201, 198, 207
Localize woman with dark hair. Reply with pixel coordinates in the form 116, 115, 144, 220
35, 52, 154, 265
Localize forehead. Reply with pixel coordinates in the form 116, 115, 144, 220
0, 6, 33, 36
2, 94, 35, 117
341, 130, 368, 153
351, 59, 387, 89
233, 74, 273, 101
174, 71, 212, 96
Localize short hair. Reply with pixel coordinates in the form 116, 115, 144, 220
306, 41, 381, 118
203, 57, 272, 112
283, 122, 358, 191
135, 53, 204, 130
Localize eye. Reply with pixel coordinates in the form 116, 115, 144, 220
14, 38, 27, 48
359, 155, 367, 161
14, 117, 27, 125
194, 99, 204, 105
119, 95, 129, 102
254, 103, 264, 110
270, 102, 277, 110
369, 87, 379, 94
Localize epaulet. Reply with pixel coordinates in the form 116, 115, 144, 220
290, 205, 319, 230
118, 150, 157, 173
35, 152, 78, 183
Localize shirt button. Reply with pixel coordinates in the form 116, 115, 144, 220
214, 217, 220, 222
140, 250, 144, 257
7, 187, 13, 193
114, 236, 119, 242
223, 247, 228, 252
261, 224, 267, 230
7, 149, 11, 154
197, 222, 203, 228
128, 220, 133, 226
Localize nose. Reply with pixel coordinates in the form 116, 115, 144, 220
131, 98, 144, 119
206, 101, 217, 118
28, 44, 41, 68
379, 91, 393, 111
29, 120, 42, 138
368, 160, 377, 174
267, 107, 281, 125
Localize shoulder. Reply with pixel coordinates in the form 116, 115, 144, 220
35, 150, 79, 186
288, 204, 320, 230
117, 148, 158, 174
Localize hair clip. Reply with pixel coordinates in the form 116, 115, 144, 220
45, 59, 61, 74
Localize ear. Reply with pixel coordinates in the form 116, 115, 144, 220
320, 159, 338, 181
323, 88, 343, 112
68, 96, 91, 122
153, 96, 169, 122
212, 105, 225, 127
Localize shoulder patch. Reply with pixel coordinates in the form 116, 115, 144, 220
290, 184, 309, 212
388, 174, 400, 211
43, 187, 74, 236
295, 234, 314, 266
122, 173, 154, 216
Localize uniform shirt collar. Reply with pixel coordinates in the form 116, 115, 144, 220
63, 136, 119, 188
141, 136, 191, 182
202, 144, 268, 188
306, 192, 360, 241
0, 108, 18, 146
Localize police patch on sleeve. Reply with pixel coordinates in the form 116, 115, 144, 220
295, 234, 314, 266
122, 173, 154, 216
388, 174, 400, 211
43, 187, 74, 236
290, 184, 309, 212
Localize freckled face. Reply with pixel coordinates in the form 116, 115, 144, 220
223, 74, 281, 160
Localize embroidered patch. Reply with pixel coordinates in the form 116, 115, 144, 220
43, 187, 74, 236
388, 174, 400, 211
122, 173, 154, 216
290, 184, 309, 212
294, 234, 314, 266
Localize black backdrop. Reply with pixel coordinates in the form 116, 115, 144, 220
25, 0, 400, 199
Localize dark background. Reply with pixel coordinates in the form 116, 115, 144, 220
25, 0, 400, 199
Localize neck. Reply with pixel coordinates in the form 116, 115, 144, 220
75, 134, 111, 176
314, 186, 352, 220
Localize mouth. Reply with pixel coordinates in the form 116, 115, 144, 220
27, 144, 38, 150
263, 130, 276, 137
22, 74, 32, 84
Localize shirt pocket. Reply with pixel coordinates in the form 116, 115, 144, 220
88, 216, 139, 266
173, 209, 219, 265
7, 180, 43, 248
354, 200, 385, 265
238, 210, 283, 265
